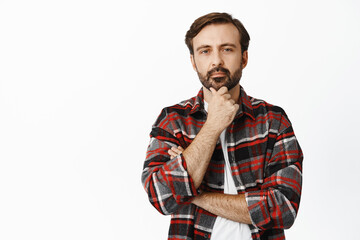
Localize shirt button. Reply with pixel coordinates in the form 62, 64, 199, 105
217, 181, 222, 186
204, 234, 209, 239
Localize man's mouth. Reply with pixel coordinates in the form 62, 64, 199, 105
210, 72, 227, 78
207, 67, 230, 79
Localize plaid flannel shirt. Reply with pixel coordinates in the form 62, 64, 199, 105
142, 86, 303, 240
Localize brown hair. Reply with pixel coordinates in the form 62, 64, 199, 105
185, 12, 250, 55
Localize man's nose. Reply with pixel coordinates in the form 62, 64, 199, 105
211, 51, 224, 67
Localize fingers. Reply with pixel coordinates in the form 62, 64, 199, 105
210, 87, 231, 102
217, 86, 229, 95
209, 86, 238, 113
210, 88, 234, 107
168, 149, 176, 159
229, 99, 235, 105
210, 86, 229, 96
171, 146, 183, 155
234, 103, 240, 112
168, 146, 184, 159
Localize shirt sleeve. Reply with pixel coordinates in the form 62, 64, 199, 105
245, 114, 303, 230
141, 124, 198, 215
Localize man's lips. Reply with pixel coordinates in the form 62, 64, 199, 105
210, 72, 227, 78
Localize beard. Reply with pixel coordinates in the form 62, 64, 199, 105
196, 65, 243, 91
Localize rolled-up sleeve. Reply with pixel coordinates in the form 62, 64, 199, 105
245, 123, 303, 230
142, 126, 198, 215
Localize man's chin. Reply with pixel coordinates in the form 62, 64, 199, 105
208, 77, 227, 90
203, 83, 225, 91
199, 76, 239, 91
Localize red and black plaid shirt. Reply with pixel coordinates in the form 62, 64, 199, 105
142, 86, 303, 240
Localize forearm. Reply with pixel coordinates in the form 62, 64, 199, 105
182, 122, 221, 188
192, 192, 252, 224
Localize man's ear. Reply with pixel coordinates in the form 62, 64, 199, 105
190, 54, 197, 71
242, 51, 248, 69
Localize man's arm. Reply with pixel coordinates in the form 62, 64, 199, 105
169, 148, 252, 224
192, 192, 252, 224
142, 86, 238, 214
169, 87, 239, 188
169, 148, 252, 225
181, 87, 239, 188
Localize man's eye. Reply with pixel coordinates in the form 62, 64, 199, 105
224, 48, 233, 52
200, 50, 209, 54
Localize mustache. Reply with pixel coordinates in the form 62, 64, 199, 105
207, 66, 230, 77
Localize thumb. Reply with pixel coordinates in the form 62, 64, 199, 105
234, 103, 240, 112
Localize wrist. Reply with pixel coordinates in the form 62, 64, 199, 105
203, 121, 223, 138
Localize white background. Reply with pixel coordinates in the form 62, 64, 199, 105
1, 0, 359, 239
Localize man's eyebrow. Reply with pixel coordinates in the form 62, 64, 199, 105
195, 43, 238, 51
220, 43, 237, 48
195, 45, 211, 51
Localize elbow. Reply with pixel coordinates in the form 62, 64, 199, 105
253, 209, 297, 231
247, 189, 300, 231
272, 199, 299, 230
281, 210, 297, 229
272, 195, 299, 230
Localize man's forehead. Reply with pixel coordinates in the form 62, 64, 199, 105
192, 23, 241, 47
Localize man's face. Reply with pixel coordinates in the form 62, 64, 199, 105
190, 23, 248, 91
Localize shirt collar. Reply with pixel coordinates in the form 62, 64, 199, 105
189, 86, 255, 121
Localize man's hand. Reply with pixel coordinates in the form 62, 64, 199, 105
206, 87, 239, 134
168, 146, 184, 159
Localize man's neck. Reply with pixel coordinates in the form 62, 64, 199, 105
203, 84, 241, 104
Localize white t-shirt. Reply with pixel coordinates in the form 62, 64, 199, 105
204, 102, 252, 240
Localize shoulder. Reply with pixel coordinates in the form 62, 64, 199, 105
153, 94, 200, 128
248, 95, 292, 131
250, 96, 286, 115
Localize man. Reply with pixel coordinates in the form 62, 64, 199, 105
142, 12, 303, 240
